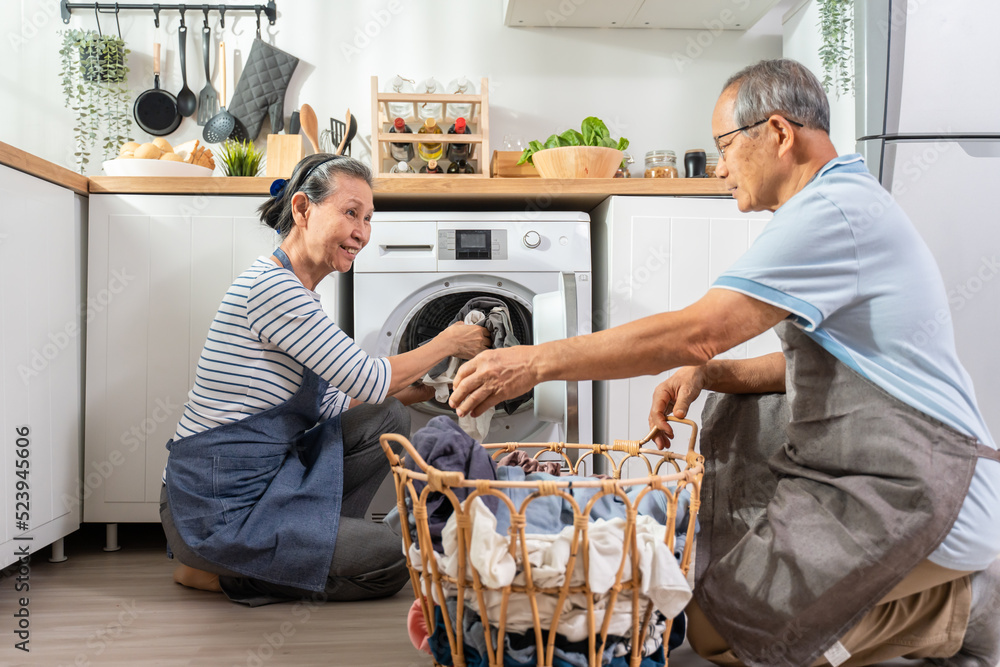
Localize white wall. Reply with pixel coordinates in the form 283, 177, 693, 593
781, 0, 856, 155
1, 0, 781, 175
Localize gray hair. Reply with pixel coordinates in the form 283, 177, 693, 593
723, 58, 830, 134
258, 154, 373, 240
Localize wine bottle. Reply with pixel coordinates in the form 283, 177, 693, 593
445, 117, 472, 163
388, 117, 414, 162
389, 160, 414, 174
417, 117, 443, 161
419, 159, 443, 174
446, 159, 475, 174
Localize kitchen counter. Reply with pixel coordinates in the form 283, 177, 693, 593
0, 141, 89, 196
88, 175, 729, 210
1, 141, 731, 210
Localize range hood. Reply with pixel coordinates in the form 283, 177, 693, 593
502, 0, 780, 29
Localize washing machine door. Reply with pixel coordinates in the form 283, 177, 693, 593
533, 272, 580, 443
377, 274, 551, 442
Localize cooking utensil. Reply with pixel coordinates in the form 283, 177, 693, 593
203, 42, 236, 143
196, 24, 218, 125
336, 108, 357, 156
330, 117, 344, 151
289, 110, 300, 135
134, 41, 181, 136
299, 103, 319, 153
176, 25, 197, 117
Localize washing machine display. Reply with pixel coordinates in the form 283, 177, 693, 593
353, 212, 594, 521
438, 229, 508, 260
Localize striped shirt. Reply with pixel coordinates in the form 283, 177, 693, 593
172, 257, 391, 441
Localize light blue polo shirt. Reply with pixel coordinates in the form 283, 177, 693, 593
713, 153, 1000, 572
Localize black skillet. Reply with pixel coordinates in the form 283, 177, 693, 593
134, 41, 181, 136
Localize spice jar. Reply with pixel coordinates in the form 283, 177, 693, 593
705, 152, 719, 178
644, 150, 678, 178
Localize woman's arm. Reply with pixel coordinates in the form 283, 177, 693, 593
383, 322, 490, 395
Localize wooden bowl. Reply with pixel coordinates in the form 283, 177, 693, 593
531, 146, 623, 178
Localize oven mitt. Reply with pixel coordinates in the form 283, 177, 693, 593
228, 39, 299, 141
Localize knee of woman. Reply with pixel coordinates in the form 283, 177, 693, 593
385, 398, 411, 440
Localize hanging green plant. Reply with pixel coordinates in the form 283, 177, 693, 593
818, 0, 854, 97
60, 29, 132, 173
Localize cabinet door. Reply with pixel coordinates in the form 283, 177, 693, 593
0, 165, 83, 567
592, 196, 779, 476
84, 195, 288, 522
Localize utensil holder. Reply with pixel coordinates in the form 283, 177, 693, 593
265, 134, 305, 178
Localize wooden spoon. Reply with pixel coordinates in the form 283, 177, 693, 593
299, 104, 319, 154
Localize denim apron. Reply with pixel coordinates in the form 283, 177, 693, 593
164, 249, 344, 593
694, 322, 1000, 667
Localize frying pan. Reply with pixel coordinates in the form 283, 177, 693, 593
134, 41, 181, 136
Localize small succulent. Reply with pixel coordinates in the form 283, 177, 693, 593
217, 139, 265, 177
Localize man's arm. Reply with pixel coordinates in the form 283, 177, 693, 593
450, 288, 789, 417
702, 352, 786, 394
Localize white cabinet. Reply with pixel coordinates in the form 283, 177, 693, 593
591, 196, 781, 471
84, 195, 342, 523
502, 0, 778, 29
0, 165, 84, 567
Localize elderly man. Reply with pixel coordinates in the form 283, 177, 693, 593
449, 59, 1000, 667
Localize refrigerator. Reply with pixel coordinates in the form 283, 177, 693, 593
856, 0, 1000, 438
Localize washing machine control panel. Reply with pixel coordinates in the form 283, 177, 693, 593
438, 229, 508, 261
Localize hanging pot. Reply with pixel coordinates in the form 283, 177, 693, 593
133, 40, 180, 137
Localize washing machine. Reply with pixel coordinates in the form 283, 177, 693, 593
353, 211, 593, 520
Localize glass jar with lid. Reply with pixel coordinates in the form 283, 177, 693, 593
644, 150, 678, 178
705, 152, 719, 178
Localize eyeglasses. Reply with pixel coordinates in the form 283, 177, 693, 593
713, 117, 804, 161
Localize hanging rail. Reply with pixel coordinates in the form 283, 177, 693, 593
61, 2, 277, 28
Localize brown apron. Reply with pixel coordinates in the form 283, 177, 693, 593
694, 321, 1000, 667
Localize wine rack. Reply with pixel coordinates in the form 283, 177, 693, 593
370, 76, 490, 178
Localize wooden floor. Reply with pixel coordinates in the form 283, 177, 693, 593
0, 524, 712, 667
0, 525, 918, 666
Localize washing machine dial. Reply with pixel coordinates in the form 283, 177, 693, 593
522, 231, 541, 249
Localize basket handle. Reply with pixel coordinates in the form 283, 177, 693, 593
637, 415, 698, 455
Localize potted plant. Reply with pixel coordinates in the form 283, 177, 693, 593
59, 29, 132, 173
218, 139, 265, 177
818, 0, 854, 97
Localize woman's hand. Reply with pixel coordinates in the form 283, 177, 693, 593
438, 323, 491, 360
648, 365, 707, 450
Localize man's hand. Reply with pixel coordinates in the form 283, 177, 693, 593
648, 366, 708, 450
449, 346, 539, 417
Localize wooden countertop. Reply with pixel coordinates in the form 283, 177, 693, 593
0, 141, 90, 196
88, 174, 729, 210
1, 141, 731, 209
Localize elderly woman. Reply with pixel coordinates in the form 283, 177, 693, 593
160, 154, 489, 606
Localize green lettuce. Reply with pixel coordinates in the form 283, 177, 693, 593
517, 116, 629, 166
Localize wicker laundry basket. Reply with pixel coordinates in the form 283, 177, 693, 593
379, 417, 704, 667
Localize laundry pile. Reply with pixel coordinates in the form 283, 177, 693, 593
398, 417, 695, 666
421, 297, 529, 440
